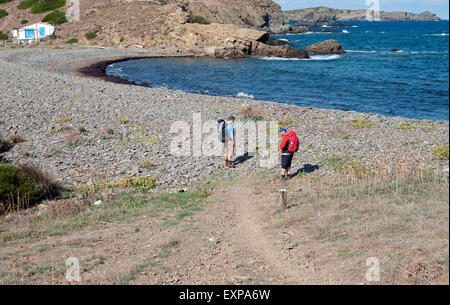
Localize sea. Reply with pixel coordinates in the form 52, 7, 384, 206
106, 21, 449, 121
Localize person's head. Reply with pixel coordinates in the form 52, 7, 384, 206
279, 128, 287, 136
227, 115, 235, 123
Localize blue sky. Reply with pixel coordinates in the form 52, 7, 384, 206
274, 0, 449, 19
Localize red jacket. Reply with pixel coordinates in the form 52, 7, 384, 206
280, 134, 290, 153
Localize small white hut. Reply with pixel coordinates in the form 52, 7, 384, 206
11, 23, 55, 42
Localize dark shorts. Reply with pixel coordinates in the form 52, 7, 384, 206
281, 154, 293, 170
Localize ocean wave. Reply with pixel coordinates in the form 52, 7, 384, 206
235, 92, 254, 99
424, 33, 449, 36
342, 30, 350, 34
411, 51, 449, 54
279, 38, 289, 42
260, 57, 304, 61
260, 55, 341, 61
346, 50, 377, 53
309, 55, 342, 60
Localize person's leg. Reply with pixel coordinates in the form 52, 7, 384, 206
281, 155, 288, 179
227, 141, 235, 167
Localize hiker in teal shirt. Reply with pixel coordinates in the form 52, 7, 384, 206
224, 116, 236, 168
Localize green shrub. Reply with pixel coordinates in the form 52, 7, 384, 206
42, 10, 67, 25
65, 38, 78, 44
0, 164, 40, 213
21, 19, 29, 24
0, 31, 8, 41
17, 0, 36, 10
120, 37, 124, 42
432, 144, 449, 160
0, 0, 14, 4
189, 15, 210, 25
0, 9, 8, 19
85, 32, 97, 40
30, 0, 66, 14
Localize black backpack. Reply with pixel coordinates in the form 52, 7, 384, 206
218, 119, 226, 143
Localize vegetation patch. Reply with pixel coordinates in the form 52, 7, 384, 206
42, 9, 67, 25
85, 32, 97, 40
318, 154, 370, 177
65, 38, 78, 44
432, 144, 449, 160
189, 15, 210, 25
0, 9, 8, 19
21, 19, 29, 24
31, 0, 65, 14
0, 31, 8, 41
343, 119, 375, 129
399, 120, 441, 131
278, 117, 294, 129
238, 106, 263, 122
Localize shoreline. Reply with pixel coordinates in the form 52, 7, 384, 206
0, 47, 448, 190
78, 54, 449, 123
76, 55, 194, 87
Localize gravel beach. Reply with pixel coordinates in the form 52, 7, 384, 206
0, 45, 448, 190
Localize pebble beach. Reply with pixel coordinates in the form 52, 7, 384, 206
0, 45, 448, 190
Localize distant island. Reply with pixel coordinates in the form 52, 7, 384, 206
284, 6, 441, 24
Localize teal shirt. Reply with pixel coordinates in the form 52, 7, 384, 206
226, 123, 235, 139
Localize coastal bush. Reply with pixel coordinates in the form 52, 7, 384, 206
238, 106, 263, 122
432, 144, 449, 160
0, 31, 7, 41
17, 0, 36, 10
189, 15, 210, 25
42, 10, 67, 25
30, 0, 66, 14
0, 9, 8, 19
0, 0, 14, 4
17, 162, 63, 200
0, 164, 40, 213
21, 19, 29, 24
85, 32, 97, 40
65, 38, 78, 44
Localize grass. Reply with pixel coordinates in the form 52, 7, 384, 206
278, 117, 294, 129
120, 119, 129, 125
189, 15, 210, 25
317, 154, 370, 177
343, 119, 375, 129
65, 38, 78, 44
278, 152, 449, 284
1, 188, 208, 243
399, 120, 440, 131
432, 144, 449, 160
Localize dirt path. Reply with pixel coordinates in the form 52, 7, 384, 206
144, 175, 324, 285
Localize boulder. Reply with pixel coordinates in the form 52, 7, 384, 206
306, 39, 345, 54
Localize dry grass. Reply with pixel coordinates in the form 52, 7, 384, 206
277, 152, 449, 284
238, 106, 263, 121
65, 130, 81, 146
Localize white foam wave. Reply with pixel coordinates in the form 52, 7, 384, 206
235, 92, 254, 99
309, 54, 342, 60
279, 38, 289, 42
342, 30, 350, 34
346, 50, 377, 53
424, 33, 449, 36
260, 57, 303, 61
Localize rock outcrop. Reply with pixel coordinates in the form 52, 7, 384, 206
306, 40, 345, 54
284, 6, 441, 23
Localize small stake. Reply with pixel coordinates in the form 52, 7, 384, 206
280, 189, 287, 209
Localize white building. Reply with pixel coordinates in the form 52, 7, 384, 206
11, 23, 55, 42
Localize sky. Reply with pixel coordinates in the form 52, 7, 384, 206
273, 0, 450, 19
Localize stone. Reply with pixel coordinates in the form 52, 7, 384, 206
306, 40, 345, 54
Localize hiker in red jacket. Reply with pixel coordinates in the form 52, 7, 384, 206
279, 128, 299, 180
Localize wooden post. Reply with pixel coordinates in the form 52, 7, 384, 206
280, 189, 287, 209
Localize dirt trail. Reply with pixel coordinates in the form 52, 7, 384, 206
147, 176, 322, 285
